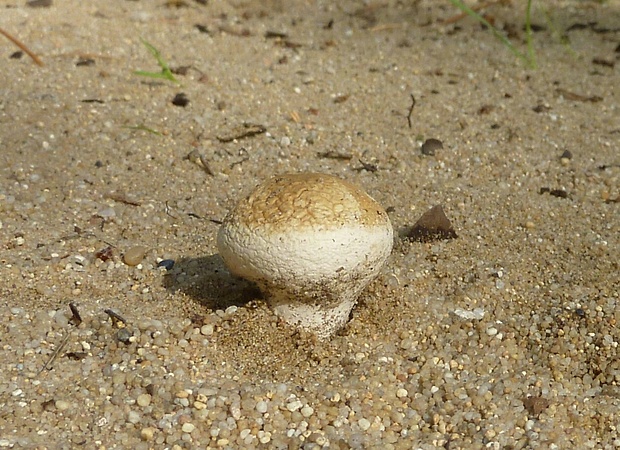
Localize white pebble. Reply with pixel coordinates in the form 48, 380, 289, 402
181, 423, 195, 433
258, 430, 271, 444
358, 418, 371, 431
127, 411, 141, 424
239, 429, 251, 440
396, 388, 408, 398
301, 405, 314, 417
55, 400, 70, 411
200, 324, 214, 336
486, 327, 498, 336
256, 400, 268, 414
286, 399, 303, 412
137, 393, 151, 407
453, 308, 485, 320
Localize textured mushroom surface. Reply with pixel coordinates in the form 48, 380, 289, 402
217, 173, 393, 338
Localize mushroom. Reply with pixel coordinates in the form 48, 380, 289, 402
217, 173, 393, 339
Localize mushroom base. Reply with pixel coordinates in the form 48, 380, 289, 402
269, 294, 356, 340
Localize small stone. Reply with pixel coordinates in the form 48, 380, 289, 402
141, 427, 156, 441
172, 93, 190, 107
117, 328, 133, 344
256, 400, 268, 414
176, 390, 189, 399
127, 410, 141, 424
123, 246, 148, 266
55, 400, 70, 411
421, 138, 443, 156
200, 324, 214, 336
301, 405, 314, 417
193, 401, 207, 410
137, 393, 152, 407
453, 308, 485, 320
157, 259, 175, 271
240, 429, 251, 440
286, 399, 303, 412
523, 396, 550, 416
396, 388, 408, 398
257, 431, 271, 444
560, 149, 572, 160
181, 423, 195, 433
358, 418, 371, 431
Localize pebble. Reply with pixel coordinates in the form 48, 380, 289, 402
157, 259, 175, 270
181, 423, 195, 433
286, 399, 303, 412
421, 138, 443, 156
128, 411, 141, 424
123, 246, 148, 266
256, 400, 268, 414
140, 427, 155, 441
200, 324, 214, 336
55, 400, 70, 411
257, 431, 271, 444
300, 405, 314, 417
358, 418, 371, 431
486, 327, 499, 336
137, 394, 151, 407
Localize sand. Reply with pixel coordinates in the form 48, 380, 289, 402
1, 0, 619, 448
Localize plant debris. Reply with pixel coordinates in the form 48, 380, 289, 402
522, 396, 550, 417
540, 187, 570, 199
0, 27, 44, 66
172, 92, 190, 107
555, 88, 602, 103
421, 138, 443, 156
407, 94, 416, 128
317, 151, 353, 160
405, 205, 458, 242
216, 123, 266, 143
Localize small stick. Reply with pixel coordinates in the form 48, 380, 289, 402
407, 94, 416, 129
69, 303, 82, 326
37, 331, 71, 376
0, 27, 44, 67
104, 309, 127, 327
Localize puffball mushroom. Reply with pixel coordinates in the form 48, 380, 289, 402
217, 173, 393, 339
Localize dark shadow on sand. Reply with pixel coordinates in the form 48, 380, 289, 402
161, 253, 261, 311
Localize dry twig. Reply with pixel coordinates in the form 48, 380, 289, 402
0, 27, 44, 66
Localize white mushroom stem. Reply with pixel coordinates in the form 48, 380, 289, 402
217, 173, 393, 339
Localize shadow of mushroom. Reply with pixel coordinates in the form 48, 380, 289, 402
160, 253, 261, 311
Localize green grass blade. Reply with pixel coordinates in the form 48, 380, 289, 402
448, 0, 535, 68
135, 38, 179, 84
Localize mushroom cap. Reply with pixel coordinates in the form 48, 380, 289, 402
217, 173, 393, 338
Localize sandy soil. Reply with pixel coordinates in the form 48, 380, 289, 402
1, 0, 619, 448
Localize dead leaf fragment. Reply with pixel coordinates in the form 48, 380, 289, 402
216, 123, 266, 143
406, 205, 458, 242
523, 396, 550, 416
